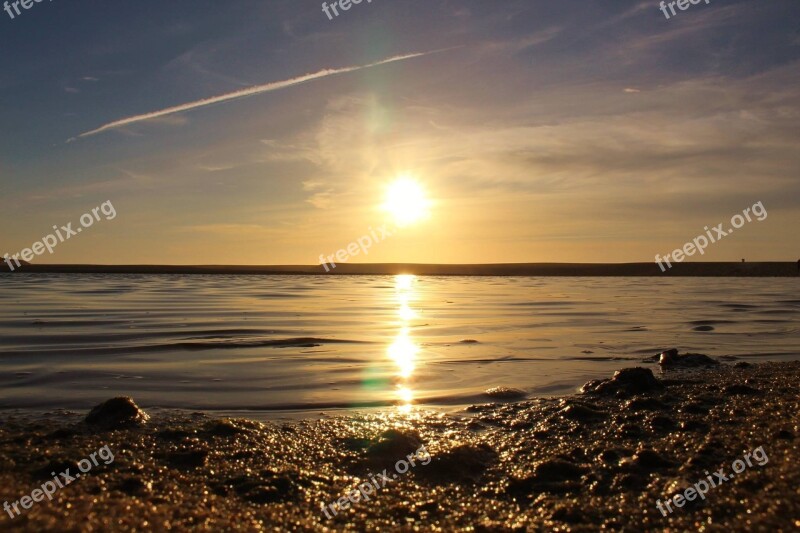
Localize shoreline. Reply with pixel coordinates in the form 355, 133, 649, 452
1, 261, 799, 276
0, 360, 797, 530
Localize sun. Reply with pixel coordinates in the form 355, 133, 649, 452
383, 177, 431, 227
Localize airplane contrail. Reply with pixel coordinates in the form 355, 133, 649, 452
72, 50, 444, 141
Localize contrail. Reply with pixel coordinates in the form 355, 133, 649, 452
72, 50, 442, 141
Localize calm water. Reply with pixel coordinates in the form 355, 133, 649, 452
0, 274, 798, 417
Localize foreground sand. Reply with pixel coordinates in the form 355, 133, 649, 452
0, 361, 798, 531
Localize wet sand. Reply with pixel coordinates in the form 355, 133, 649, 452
0, 360, 798, 531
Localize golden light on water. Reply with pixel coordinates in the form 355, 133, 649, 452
388, 329, 417, 378
398, 302, 417, 321
383, 177, 431, 227
396, 273, 415, 291
388, 274, 420, 411
397, 386, 414, 404
396, 275, 418, 320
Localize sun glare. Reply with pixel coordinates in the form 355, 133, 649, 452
383, 177, 430, 227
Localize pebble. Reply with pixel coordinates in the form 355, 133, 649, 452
484, 387, 528, 400
84, 397, 149, 429
418, 443, 497, 483
366, 429, 423, 463
724, 384, 762, 395
559, 404, 607, 422
581, 368, 663, 396
659, 351, 719, 368
632, 449, 675, 470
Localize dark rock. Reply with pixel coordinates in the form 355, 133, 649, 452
551, 505, 589, 524
581, 368, 663, 397
567, 447, 589, 462
531, 429, 550, 440
650, 415, 677, 431
680, 419, 710, 432
724, 384, 761, 395
205, 419, 248, 437
598, 450, 621, 465
532, 459, 588, 482
224, 471, 299, 504
735, 361, 752, 368
366, 429, 422, 462
681, 402, 710, 415
47, 428, 78, 440
417, 444, 497, 483
619, 423, 643, 438
692, 325, 715, 331
659, 351, 719, 368
342, 436, 372, 451
37, 459, 80, 481
85, 397, 149, 429
613, 473, 648, 491
626, 397, 669, 412
632, 449, 675, 470
507, 459, 588, 496
559, 404, 607, 422
240, 486, 283, 504
166, 449, 208, 469
117, 477, 151, 495
484, 387, 527, 400
775, 429, 794, 440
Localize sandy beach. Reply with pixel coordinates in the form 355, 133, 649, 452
1, 359, 797, 531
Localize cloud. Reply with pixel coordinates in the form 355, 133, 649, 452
72, 50, 448, 141
21, 168, 156, 202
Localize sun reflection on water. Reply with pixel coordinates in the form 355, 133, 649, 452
390, 275, 419, 412
388, 329, 417, 379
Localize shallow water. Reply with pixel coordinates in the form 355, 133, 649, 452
0, 274, 798, 416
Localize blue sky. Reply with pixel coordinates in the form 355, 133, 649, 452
1, 0, 798, 264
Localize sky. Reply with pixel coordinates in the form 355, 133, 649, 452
0, 0, 798, 265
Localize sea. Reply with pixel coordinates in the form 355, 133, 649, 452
0, 274, 798, 418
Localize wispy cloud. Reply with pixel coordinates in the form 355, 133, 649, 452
71, 50, 447, 141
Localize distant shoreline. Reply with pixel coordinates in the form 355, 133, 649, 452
1, 262, 798, 276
